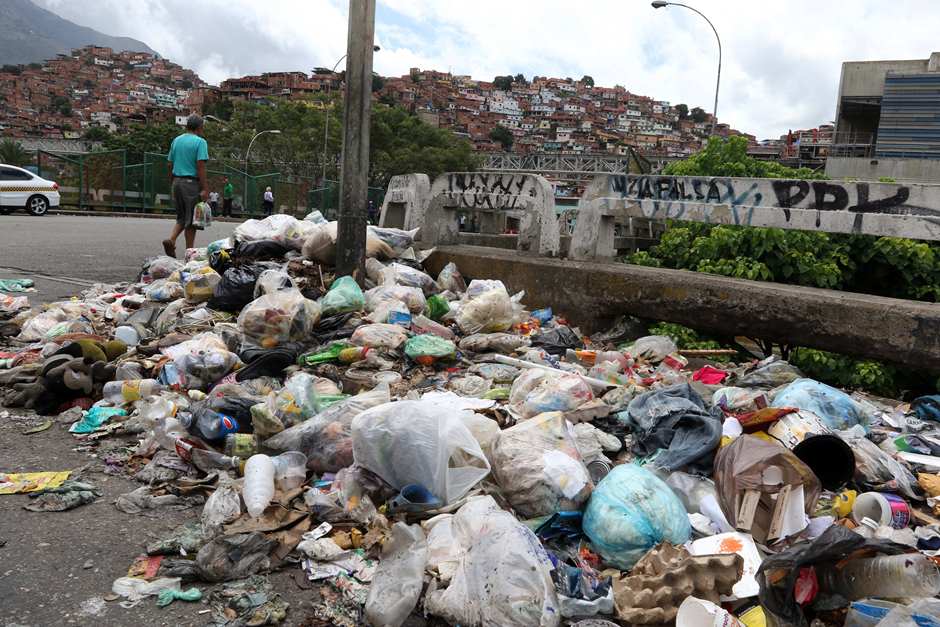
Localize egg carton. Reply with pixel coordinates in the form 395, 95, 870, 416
613, 542, 743, 625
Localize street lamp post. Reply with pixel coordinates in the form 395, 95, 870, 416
652, 1, 721, 136
244, 129, 281, 214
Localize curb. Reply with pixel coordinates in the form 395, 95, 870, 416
50, 209, 247, 222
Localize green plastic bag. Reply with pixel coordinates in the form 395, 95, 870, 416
69, 407, 127, 434
0, 278, 34, 293
426, 294, 450, 321
320, 276, 365, 316
404, 334, 456, 364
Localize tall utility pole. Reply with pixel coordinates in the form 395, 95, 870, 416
335, 0, 376, 279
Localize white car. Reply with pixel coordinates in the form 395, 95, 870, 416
0, 164, 60, 216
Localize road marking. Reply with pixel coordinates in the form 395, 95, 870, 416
0, 266, 98, 288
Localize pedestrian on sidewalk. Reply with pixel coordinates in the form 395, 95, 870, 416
262, 186, 274, 216
222, 176, 234, 217
208, 189, 219, 216
163, 114, 209, 257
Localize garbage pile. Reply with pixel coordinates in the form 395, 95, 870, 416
4, 211, 940, 626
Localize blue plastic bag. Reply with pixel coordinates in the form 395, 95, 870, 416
69, 406, 127, 434
582, 464, 690, 570
771, 378, 871, 431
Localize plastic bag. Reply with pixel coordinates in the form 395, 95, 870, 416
531, 326, 584, 356
459, 332, 530, 354
253, 268, 295, 298
365, 522, 428, 627
264, 372, 343, 428
509, 369, 594, 419
491, 411, 593, 518
365, 285, 426, 314
836, 427, 918, 498
404, 334, 456, 364
625, 335, 677, 364
143, 255, 183, 281
772, 378, 872, 431
263, 384, 391, 473
380, 263, 439, 295
304, 210, 328, 225
182, 267, 221, 304
145, 278, 185, 303
713, 386, 769, 413
352, 397, 491, 504
457, 288, 514, 334
349, 323, 408, 350
437, 261, 467, 294
193, 201, 212, 229
424, 495, 560, 627
208, 264, 266, 312
319, 275, 365, 316
201, 477, 242, 534
302, 221, 395, 264
367, 225, 419, 254
233, 239, 291, 260
237, 289, 320, 349
736, 356, 803, 388
582, 463, 691, 570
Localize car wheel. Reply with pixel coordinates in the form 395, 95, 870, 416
26, 195, 49, 216
0, 208, 10, 215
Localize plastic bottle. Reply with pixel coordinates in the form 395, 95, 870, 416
300, 342, 348, 366
338, 346, 370, 364
178, 408, 240, 443
190, 447, 242, 474
224, 432, 260, 458
103, 379, 165, 403
819, 553, 940, 600
243, 454, 275, 518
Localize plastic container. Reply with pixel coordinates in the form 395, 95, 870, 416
819, 553, 940, 601
103, 379, 164, 403
271, 451, 308, 491
243, 454, 276, 518
224, 433, 260, 458
851, 492, 910, 529
114, 325, 140, 347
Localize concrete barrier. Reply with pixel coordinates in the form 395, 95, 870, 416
424, 244, 940, 370
378, 173, 430, 230
422, 172, 560, 256
571, 174, 940, 260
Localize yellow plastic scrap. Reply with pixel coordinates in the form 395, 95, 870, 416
0, 471, 71, 494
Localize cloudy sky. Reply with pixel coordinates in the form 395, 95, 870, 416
36, 0, 939, 140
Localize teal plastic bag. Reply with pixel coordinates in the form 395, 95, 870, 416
404, 334, 456, 363
319, 276, 365, 316
582, 463, 690, 570
772, 378, 872, 431
69, 406, 127, 434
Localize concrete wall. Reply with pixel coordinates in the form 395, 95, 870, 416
425, 245, 940, 371
839, 58, 929, 98
826, 157, 940, 184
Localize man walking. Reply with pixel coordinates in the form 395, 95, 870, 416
163, 114, 209, 257
222, 176, 234, 217
262, 186, 274, 216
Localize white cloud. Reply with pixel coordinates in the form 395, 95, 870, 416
34, 0, 940, 139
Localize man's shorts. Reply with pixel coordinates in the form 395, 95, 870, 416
172, 178, 200, 227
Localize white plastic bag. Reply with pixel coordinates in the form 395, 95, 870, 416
201, 477, 242, 534
457, 288, 514, 334
508, 369, 594, 419
365, 522, 428, 627
380, 263, 439, 295
253, 269, 296, 298
491, 411, 593, 517
352, 398, 491, 504
237, 288, 321, 349
350, 323, 408, 350
437, 262, 467, 294
424, 495, 560, 627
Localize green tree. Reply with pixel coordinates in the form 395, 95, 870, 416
690, 106, 708, 123
58, 101, 72, 116
675, 103, 689, 120
0, 139, 30, 166
493, 75, 513, 90
1, 64, 22, 74
580, 75, 594, 87
514, 73, 527, 85
82, 126, 111, 141
371, 72, 385, 92
103, 122, 180, 162
489, 125, 514, 151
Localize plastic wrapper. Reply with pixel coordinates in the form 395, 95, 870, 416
404, 334, 456, 363
153, 299, 187, 336
234, 214, 317, 251
425, 495, 560, 627
772, 378, 873, 431
145, 278, 185, 303
625, 335, 677, 364
509, 369, 594, 419
351, 397, 491, 504
448, 375, 492, 398
437, 261, 467, 294
301, 221, 395, 264
365, 522, 428, 627
263, 384, 391, 473
236, 289, 321, 349
712, 386, 769, 413
736, 356, 803, 388
457, 288, 515, 334
411, 314, 455, 340
458, 332, 530, 354
349, 323, 408, 350
318, 275, 365, 316
201, 478, 242, 534
837, 427, 918, 498
582, 463, 691, 570
713, 435, 821, 543
0, 294, 29, 314
367, 225, 419, 254
380, 262, 439, 295
143, 255, 184, 281
263, 372, 343, 429
253, 269, 295, 298
491, 411, 593, 518
182, 267, 222, 304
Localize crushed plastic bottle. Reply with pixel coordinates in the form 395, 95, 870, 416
103, 379, 165, 404
819, 553, 940, 601
243, 454, 275, 518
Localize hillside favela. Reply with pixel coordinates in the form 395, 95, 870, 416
3, 1, 940, 627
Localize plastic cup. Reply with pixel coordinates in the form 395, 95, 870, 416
271, 451, 308, 491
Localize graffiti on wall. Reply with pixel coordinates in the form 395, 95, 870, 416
439, 172, 545, 210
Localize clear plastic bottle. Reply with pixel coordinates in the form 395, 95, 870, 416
103, 379, 165, 404
243, 454, 275, 518
178, 408, 239, 442
819, 553, 940, 600
190, 447, 242, 474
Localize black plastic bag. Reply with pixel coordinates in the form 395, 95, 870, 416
207, 395, 262, 425
208, 264, 266, 312
233, 239, 290, 260
758, 525, 907, 627
531, 325, 583, 356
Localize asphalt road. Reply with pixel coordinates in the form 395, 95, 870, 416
0, 215, 237, 305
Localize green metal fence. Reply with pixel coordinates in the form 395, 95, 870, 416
307, 179, 386, 221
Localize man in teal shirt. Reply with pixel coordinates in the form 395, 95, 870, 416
163, 114, 209, 257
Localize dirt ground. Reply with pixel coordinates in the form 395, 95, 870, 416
0, 408, 328, 627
